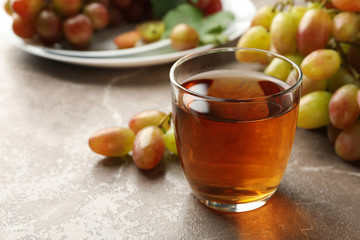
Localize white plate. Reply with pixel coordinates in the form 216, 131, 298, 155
0, 0, 255, 67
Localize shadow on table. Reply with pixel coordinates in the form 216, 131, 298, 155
92, 151, 179, 183
179, 189, 318, 240
96, 155, 132, 167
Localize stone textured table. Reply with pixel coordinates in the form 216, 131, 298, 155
1, 0, 359, 239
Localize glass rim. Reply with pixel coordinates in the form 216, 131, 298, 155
169, 47, 303, 103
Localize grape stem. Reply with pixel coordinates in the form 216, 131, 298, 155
273, 0, 294, 12
326, 9, 341, 15
158, 112, 172, 133
335, 40, 360, 80
319, 0, 330, 8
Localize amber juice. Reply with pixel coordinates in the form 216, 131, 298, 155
173, 70, 300, 204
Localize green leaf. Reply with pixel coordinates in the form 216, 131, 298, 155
201, 11, 234, 35
200, 33, 228, 45
162, 3, 234, 46
150, 0, 187, 19
162, 4, 203, 38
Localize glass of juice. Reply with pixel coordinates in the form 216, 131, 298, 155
169, 48, 302, 212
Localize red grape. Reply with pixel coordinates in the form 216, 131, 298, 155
329, 84, 360, 129
297, 8, 332, 56
83, 2, 109, 30
188, 0, 211, 9
132, 126, 165, 170
203, 0, 222, 16
53, 0, 82, 17
11, 0, 42, 18
63, 14, 93, 48
36, 9, 62, 44
12, 14, 36, 39
335, 120, 360, 161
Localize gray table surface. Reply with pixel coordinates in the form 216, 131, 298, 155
1, 0, 359, 239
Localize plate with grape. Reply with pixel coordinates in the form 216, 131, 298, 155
0, 0, 256, 67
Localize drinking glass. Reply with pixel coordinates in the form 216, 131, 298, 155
169, 48, 302, 212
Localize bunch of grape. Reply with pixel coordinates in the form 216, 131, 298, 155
5, 0, 222, 49
236, 0, 360, 161
5, 0, 155, 48
88, 110, 178, 170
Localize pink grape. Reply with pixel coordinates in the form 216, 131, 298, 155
332, 12, 359, 42
300, 49, 341, 81
129, 110, 170, 134
329, 84, 360, 129
89, 127, 135, 157
335, 120, 360, 161
297, 8, 332, 56
63, 14, 93, 48
132, 126, 165, 170
83, 2, 109, 30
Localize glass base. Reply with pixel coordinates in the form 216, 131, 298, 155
195, 193, 274, 212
